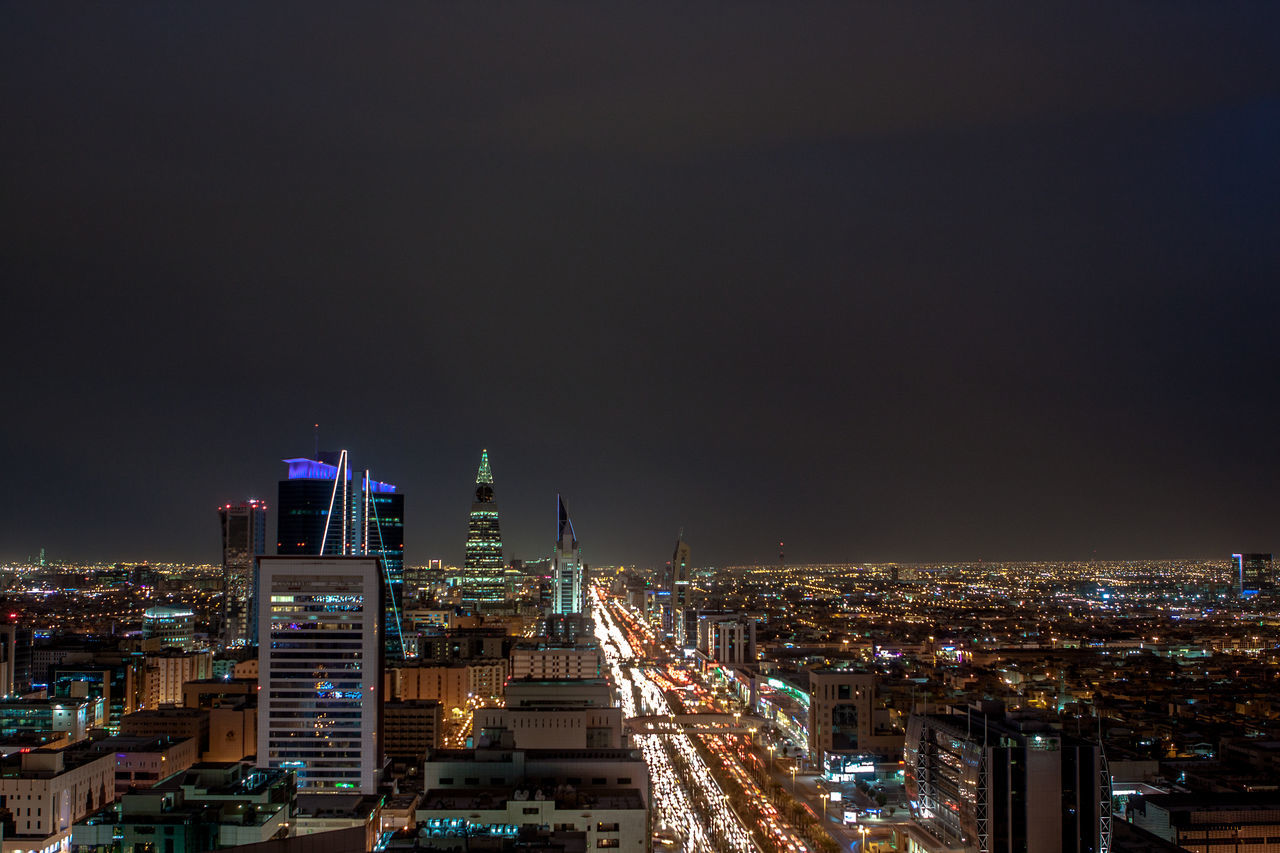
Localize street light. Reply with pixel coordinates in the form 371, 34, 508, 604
790, 763, 797, 794
768, 744, 776, 774
857, 825, 868, 851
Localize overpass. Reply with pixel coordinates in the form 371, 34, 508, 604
626, 713, 769, 736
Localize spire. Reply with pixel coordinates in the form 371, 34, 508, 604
558, 494, 577, 547
476, 449, 494, 485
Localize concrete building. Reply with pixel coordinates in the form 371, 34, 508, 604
695, 613, 757, 667
77, 735, 199, 796
50, 655, 145, 734
472, 705, 623, 750
0, 697, 98, 745
142, 607, 196, 651
509, 642, 602, 680
1129, 792, 1280, 852
384, 700, 443, 769
395, 660, 507, 709
181, 677, 256, 710
257, 556, 384, 794
72, 761, 295, 853
419, 629, 513, 663
904, 705, 1110, 853
0, 744, 116, 853
503, 679, 614, 710
120, 707, 209, 755
807, 669, 905, 776
141, 649, 213, 708
420, 747, 648, 852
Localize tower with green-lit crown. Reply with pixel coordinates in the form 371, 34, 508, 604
462, 449, 505, 608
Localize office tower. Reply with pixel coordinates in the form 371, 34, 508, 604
1232, 552, 1274, 597
551, 495, 583, 615
905, 703, 1111, 853
363, 475, 407, 659
277, 452, 359, 556
668, 537, 691, 646
218, 499, 267, 648
461, 449, 505, 608
807, 669, 904, 776
257, 556, 384, 793
277, 453, 407, 660
142, 607, 196, 650
695, 612, 756, 666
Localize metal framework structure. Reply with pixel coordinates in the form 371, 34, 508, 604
1099, 748, 1113, 853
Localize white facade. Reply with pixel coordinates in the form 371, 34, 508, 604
0, 747, 115, 853
510, 643, 602, 680
696, 615, 756, 666
142, 650, 213, 709
257, 556, 383, 793
473, 705, 623, 749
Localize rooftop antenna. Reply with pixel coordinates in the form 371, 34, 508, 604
313, 423, 319, 459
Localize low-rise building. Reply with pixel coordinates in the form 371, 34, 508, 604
385, 700, 443, 770
76, 735, 199, 795
120, 707, 209, 756
0, 744, 116, 853
0, 697, 99, 745
72, 762, 294, 853
509, 642, 602, 680
1129, 792, 1280, 853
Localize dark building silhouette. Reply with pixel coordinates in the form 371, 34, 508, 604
1232, 552, 1273, 597
218, 499, 266, 648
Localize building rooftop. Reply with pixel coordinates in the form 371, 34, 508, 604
419, 786, 644, 812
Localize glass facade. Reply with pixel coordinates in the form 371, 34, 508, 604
277, 454, 407, 660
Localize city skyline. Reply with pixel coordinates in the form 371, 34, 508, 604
4, 5, 1280, 567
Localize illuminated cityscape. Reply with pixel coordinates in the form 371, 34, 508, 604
5, 4, 1279, 853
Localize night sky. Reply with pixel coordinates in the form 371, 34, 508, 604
3, 4, 1279, 567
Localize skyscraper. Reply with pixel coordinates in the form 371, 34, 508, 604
461, 449, 505, 608
668, 537, 691, 646
218, 499, 267, 648
1232, 552, 1274, 597
277, 453, 407, 660
551, 496, 583, 615
257, 556, 384, 793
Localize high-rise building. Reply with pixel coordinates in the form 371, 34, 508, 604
1232, 552, 1273, 597
905, 704, 1111, 853
142, 607, 196, 650
256, 556, 384, 794
218, 500, 267, 648
551, 496, 583, 615
461, 449, 504, 608
667, 537, 692, 646
695, 612, 756, 666
277, 453, 407, 660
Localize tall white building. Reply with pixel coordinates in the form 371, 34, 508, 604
257, 556, 384, 793
551, 496, 583, 615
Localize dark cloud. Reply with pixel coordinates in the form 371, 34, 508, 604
2, 3, 1279, 566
